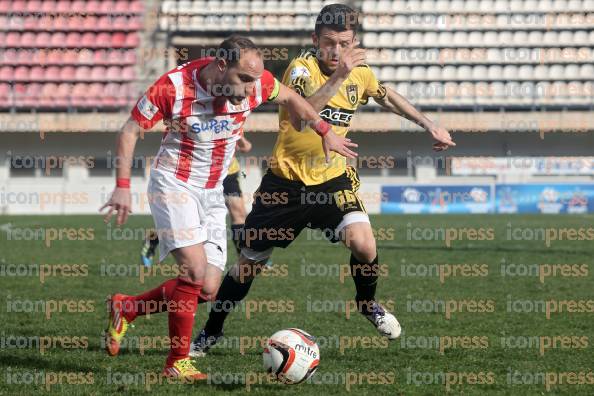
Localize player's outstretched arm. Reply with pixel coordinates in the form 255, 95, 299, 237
272, 83, 358, 162
100, 117, 145, 226
375, 87, 456, 151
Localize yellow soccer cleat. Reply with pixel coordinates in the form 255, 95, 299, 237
104, 293, 130, 356
162, 358, 208, 381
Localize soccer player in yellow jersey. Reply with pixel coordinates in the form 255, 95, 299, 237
191, 3, 455, 355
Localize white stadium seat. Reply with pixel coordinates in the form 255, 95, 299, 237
488, 65, 503, 80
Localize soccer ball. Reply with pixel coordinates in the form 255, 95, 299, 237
263, 328, 320, 384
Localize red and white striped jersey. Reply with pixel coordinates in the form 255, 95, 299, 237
131, 57, 279, 188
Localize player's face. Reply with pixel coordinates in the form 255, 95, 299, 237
313, 28, 356, 73
221, 50, 264, 105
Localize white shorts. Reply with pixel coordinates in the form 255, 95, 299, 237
147, 168, 227, 271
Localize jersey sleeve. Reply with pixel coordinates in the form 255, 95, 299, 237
260, 69, 281, 102
361, 66, 387, 104
284, 57, 317, 98
130, 74, 174, 130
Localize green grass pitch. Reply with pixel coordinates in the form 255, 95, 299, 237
0, 214, 593, 395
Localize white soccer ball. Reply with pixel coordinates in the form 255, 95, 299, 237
263, 328, 320, 384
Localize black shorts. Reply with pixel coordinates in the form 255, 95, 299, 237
240, 166, 366, 252
223, 171, 242, 198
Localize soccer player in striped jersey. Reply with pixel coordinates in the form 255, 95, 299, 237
140, 135, 252, 267
100, 35, 357, 380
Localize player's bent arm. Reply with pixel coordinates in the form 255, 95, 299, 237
271, 84, 358, 160
375, 87, 456, 149
300, 72, 346, 113
100, 117, 148, 226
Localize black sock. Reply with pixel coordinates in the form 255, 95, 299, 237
148, 230, 159, 249
350, 253, 379, 315
230, 224, 244, 255
204, 271, 253, 334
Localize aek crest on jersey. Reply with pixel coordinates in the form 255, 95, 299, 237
346, 84, 358, 106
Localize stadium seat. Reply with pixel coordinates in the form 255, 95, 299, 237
14, 66, 30, 82
60, 66, 76, 81
29, 66, 44, 81
44, 66, 60, 80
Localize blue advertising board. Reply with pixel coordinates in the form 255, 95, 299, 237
381, 185, 493, 214
381, 184, 594, 214
495, 184, 594, 214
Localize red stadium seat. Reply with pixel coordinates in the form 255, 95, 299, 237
56, 0, 70, 13
41, 0, 56, 13
103, 82, 119, 106
81, 32, 97, 48
13, 83, 27, 107
54, 16, 70, 30
14, 66, 30, 81
60, 66, 76, 81
12, 0, 26, 12
98, 16, 113, 30
90, 66, 106, 81
26, 0, 43, 12
44, 66, 61, 80
6, 32, 21, 47
99, 1, 114, 14
86, 0, 101, 13
35, 32, 51, 48
40, 83, 58, 107
50, 33, 66, 48
87, 82, 104, 106
71, 0, 86, 13
71, 83, 89, 106
113, 16, 129, 30
29, 66, 44, 81
16, 49, 31, 64
2, 49, 17, 64
112, 32, 126, 48
0, 66, 14, 81
121, 66, 135, 80
96, 33, 111, 48
66, 32, 82, 48
75, 65, 91, 81
106, 66, 121, 80
93, 49, 107, 64
62, 49, 79, 64
23, 83, 43, 107
114, 0, 129, 13
125, 33, 140, 47
22, 32, 37, 47
107, 49, 121, 64
130, 0, 144, 13
0, 32, 4, 46
0, 1, 9, 13
128, 16, 142, 30
55, 83, 72, 107
77, 49, 94, 65
0, 83, 11, 104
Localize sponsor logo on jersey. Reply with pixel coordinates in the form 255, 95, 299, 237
346, 84, 359, 106
319, 106, 354, 127
290, 66, 310, 80
137, 95, 159, 120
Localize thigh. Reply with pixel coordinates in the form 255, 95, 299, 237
241, 170, 309, 252
200, 188, 228, 273
170, 243, 209, 283
309, 166, 369, 242
148, 170, 206, 262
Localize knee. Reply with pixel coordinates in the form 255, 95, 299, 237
230, 261, 261, 283
350, 238, 377, 264
202, 278, 220, 297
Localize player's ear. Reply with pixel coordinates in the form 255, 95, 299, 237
216, 58, 227, 73
311, 32, 318, 48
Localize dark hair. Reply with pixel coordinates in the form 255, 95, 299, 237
217, 35, 260, 66
314, 3, 359, 36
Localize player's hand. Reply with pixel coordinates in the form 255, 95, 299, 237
335, 47, 367, 79
428, 125, 456, 152
100, 187, 132, 226
237, 136, 252, 153
322, 131, 358, 163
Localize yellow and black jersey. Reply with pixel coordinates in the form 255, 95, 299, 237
271, 49, 387, 185
228, 156, 240, 175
